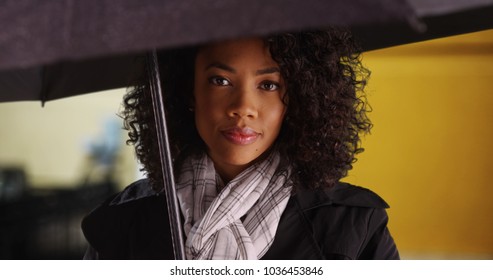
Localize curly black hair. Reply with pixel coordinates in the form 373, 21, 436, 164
122, 28, 371, 192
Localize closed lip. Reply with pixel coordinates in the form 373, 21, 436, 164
220, 126, 260, 145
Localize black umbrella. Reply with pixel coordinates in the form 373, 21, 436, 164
0, 0, 419, 103
1, 0, 492, 259
1, 0, 418, 71
1, 0, 492, 103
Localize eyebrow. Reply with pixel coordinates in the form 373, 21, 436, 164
205, 62, 236, 73
255, 67, 280, 75
204, 63, 280, 76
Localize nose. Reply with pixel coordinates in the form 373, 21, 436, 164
226, 86, 258, 119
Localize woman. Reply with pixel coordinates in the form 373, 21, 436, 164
82, 28, 399, 259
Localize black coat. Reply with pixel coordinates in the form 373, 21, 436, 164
81, 179, 399, 259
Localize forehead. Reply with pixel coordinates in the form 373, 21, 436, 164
196, 37, 275, 66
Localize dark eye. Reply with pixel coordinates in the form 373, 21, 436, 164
259, 81, 280, 91
209, 76, 231, 86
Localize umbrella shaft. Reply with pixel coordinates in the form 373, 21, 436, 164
147, 51, 186, 260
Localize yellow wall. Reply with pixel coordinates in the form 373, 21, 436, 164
346, 30, 493, 258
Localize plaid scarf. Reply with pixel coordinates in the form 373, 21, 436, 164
176, 151, 292, 259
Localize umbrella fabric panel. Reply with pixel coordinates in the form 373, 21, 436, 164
356, 1, 493, 51
408, 0, 493, 17
0, 67, 42, 102
0, 54, 143, 103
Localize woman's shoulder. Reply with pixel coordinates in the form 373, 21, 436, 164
106, 178, 158, 206
82, 179, 162, 227
81, 179, 169, 258
280, 182, 399, 259
274, 182, 399, 259
294, 181, 390, 211
328, 181, 390, 208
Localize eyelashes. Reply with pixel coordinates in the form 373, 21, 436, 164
208, 76, 231, 86
259, 81, 281, 91
207, 76, 282, 91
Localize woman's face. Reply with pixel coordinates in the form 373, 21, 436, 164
194, 38, 286, 182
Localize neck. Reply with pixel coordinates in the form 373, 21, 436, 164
214, 163, 248, 185
211, 149, 275, 185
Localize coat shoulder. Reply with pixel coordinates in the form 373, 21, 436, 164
328, 181, 390, 208
295, 181, 390, 211
268, 182, 399, 259
108, 179, 157, 206
82, 179, 158, 232
81, 179, 170, 259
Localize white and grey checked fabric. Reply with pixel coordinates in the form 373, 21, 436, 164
176, 152, 292, 259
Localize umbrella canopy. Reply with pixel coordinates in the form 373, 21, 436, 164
1, 0, 492, 102
0, 0, 414, 103
0, 54, 143, 103
0, 0, 416, 71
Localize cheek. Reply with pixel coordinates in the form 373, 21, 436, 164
194, 108, 211, 146
194, 97, 221, 124
264, 103, 286, 133
194, 99, 210, 128
193, 92, 223, 139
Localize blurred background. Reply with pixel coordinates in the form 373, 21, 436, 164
0, 29, 492, 259
0, 89, 140, 259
